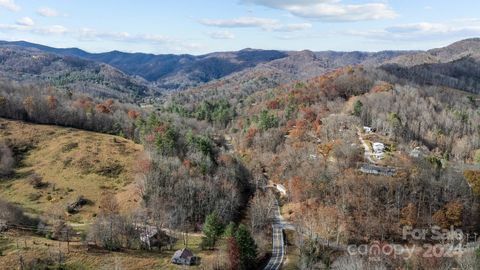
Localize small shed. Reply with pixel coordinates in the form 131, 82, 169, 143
171, 248, 198, 265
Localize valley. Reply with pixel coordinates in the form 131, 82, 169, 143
0, 38, 479, 270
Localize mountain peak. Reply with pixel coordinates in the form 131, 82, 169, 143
429, 37, 480, 60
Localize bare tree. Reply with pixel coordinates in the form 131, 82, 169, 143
249, 190, 275, 234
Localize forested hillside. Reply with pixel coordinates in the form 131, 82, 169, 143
0, 40, 412, 94
0, 81, 140, 137
1, 38, 480, 270
160, 47, 480, 268
0, 46, 154, 101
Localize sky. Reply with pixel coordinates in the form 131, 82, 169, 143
0, 0, 479, 55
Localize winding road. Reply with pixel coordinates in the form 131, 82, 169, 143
264, 200, 285, 270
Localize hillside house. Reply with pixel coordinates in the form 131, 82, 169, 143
372, 142, 385, 153
372, 142, 385, 160
363, 126, 374, 133
275, 184, 287, 196
360, 164, 396, 176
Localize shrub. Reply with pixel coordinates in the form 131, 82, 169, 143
66, 196, 89, 214
28, 174, 47, 189
0, 199, 39, 227
28, 193, 42, 201
61, 142, 79, 152
0, 142, 14, 177
475, 150, 480, 165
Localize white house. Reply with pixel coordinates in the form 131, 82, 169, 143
274, 184, 287, 196
372, 142, 385, 153
363, 126, 373, 133
410, 147, 423, 158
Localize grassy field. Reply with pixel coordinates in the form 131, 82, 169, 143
0, 118, 143, 223
0, 118, 230, 269
0, 230, 227, 270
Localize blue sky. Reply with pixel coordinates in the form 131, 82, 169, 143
0, 0, 479, 54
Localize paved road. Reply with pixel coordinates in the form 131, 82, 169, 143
264, 201, 285, 270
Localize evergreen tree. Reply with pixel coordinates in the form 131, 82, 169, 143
235, 224, 257, 269
258, 110, 278, 131
224, 222, 236, 238
202, 211, 224, 249
353, 100, 363, 117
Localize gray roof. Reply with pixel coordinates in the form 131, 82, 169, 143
360, 164, 396, 176
173, 248, 194, 259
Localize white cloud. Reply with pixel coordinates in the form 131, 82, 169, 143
242, 0, 327, 9
199, 17, 277, 28
37, 7, 61, 17
0, 23, 202, 53
0, 24, 22, 31
199, 16, 311, 32
16, 17, 34, 27
268, 23, 311, 32
40, 25, 68, 34
207, 30, 235, 40
346, 19, 480, 41
78, 28, 171, 43
386, 23, 449, 34
241, 0, 396, 21
0, 0, 20, 11
0, 23, 68, 35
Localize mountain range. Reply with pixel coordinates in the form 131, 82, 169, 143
1, 38, 480, 100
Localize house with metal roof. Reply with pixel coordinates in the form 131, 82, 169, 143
171, 248, 198, 265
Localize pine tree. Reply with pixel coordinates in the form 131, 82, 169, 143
235, 224, 257, 270
202, 211, 224, 249
353, 100, 363, 117
224, 222, 236, 238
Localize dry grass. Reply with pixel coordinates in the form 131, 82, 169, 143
0, 230, 226, 270
0, 119, 229, 269
283, 229, 300, 270
0, 118, 143, 224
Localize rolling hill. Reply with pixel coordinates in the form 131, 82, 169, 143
2, 38, 480, 101
381, 38, 480, 95
0, 40, 414, 94
169, 49, 413, 104
0, 45, 155, 101
0, 118, 143, 223
0, 41, 290, 91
